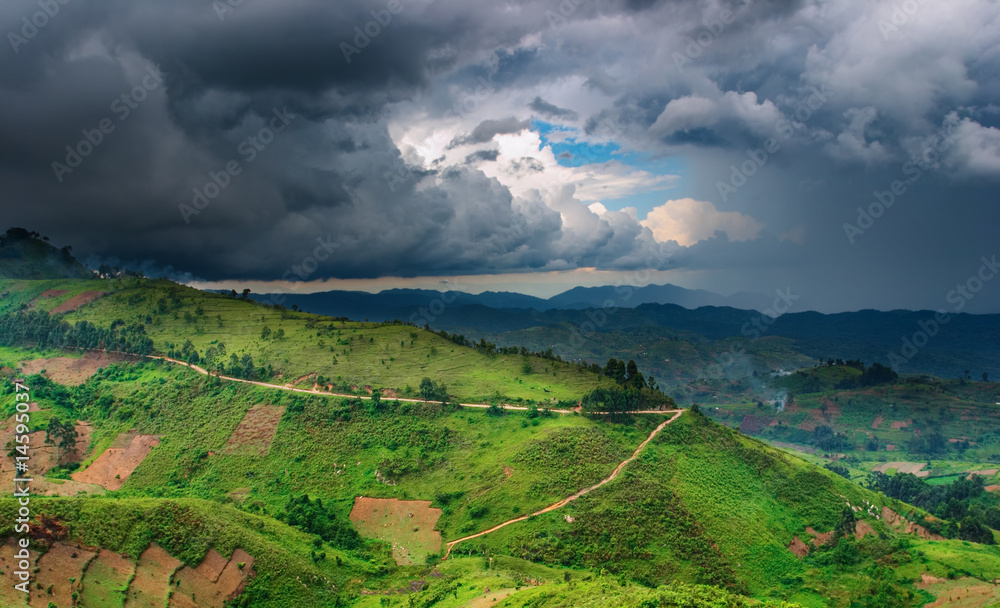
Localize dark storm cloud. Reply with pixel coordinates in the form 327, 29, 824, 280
0, 0, 997, 311
528, 96, 578, 120
448, 117, 530, 148
465, 149, 500, 164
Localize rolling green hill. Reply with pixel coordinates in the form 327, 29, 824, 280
2, 237, 1000, 608
0, 228, 95, 280
0, 276, 621, 404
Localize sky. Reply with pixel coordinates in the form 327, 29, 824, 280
1, 0, 998, 313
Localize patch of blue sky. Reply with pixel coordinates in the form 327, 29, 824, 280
532, 120, 691, 214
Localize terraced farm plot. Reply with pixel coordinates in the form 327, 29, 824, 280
873, 461, 929, 477
194, 549, 228, 582
124, 544, 182, 608
919, 576, 1000, 608
80, 550, 135, 608
171, 548, 255, 608
223, 404, 285, 456
19, 351, 131, 385
0, 417, 103, 497
50, 290, 106, 314
350, 497, 443, 565
72, 433, 160, 490
34, 288, 68, 300
29, 542, 96, 608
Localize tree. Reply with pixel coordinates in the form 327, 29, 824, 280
603, 358, 626, 384
984, 372, 990, 382
419, 377, 448, 402
261, 326, 272, 340
625, 359, 647, 389
45, 418, 78, 453
834, 505, 856, 539
370, 389, 381, 412
241, 288, 251, 300
959, 516, 995, 544
276, 328, 285, 340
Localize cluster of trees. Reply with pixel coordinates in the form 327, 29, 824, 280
835, 362, 899, 389
866, 471, 998, 544
580, 386, 642, 422
419, 377, 448, 402
281, 495, 361, 550
598, 358, 652, 390
431, 329, 561, 362
0, 310, 153, 355
906, 431, 948, 455
813, 425, 851, 451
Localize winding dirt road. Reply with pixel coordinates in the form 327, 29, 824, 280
149, 355, 685, 557
149, 355, 676, 415
441, 409, 685, 558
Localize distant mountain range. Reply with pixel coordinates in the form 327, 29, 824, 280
250, 287, 1000, 383
250, 283, 773, 321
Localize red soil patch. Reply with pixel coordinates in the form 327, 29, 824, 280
881, 507, 945, 540
0, 410, 103, 496
854, 520, 876, 540
171, 548, 255, 608
816, 402, 841, 423
871, 414, 884, 430
350, 497, 443, 565
890, 420, 910, 429
30, 541, 96, 608
125, 544, 183, 608
968, 469, 998, 479
72, 433, 160, 490
50, 290, 106, 314
503, 466, 513, 478
80, 550, 135, 607
67, 421, 93, 463
223, 404, 285, 456
986, 485, 1000, 493
19, 351, 132, 385
195, 549, 228, 583
37, 289, 68, 299
215, 549, 254, 599
787, 535, 809, 557
806, 527, 833, 547
918, 573, 947, 586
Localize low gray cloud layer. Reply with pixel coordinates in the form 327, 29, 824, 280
1, 0, 997, 312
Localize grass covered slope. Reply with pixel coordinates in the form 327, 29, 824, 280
6, 276, 618, 403
462, 410, 923, 601
6, 351, 1000, 607
0, 356, 655, 540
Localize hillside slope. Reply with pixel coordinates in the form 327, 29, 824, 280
0, 228, 95, 280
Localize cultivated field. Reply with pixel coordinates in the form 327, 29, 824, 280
350, 497, 443, 565
72, 433, 161, 490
